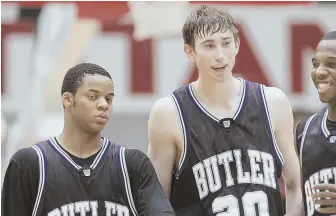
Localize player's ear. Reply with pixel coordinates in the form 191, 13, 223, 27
62, 92, 73, 108
234, 37, 240, 56
184, 44, 196, 62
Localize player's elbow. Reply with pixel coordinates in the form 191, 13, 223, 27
285, 180, 301, 193
282, 166, 301, 193
284, 175, 302, 199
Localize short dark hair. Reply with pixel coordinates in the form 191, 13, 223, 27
61, 63, 112, 95
182, 4, 239, 48
321, 31, 336, 40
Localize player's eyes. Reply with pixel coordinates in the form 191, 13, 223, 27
106, 98, 113, 103
326, 62, 336, 68
312, 62, 319, 68
222, 41, 231, 46
88, 95, 97, 100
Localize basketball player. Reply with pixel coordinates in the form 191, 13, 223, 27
147, 5, 303, 216
296, 31, 336, 216
1, 63, 174, 216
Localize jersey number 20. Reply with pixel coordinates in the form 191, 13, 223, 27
212, 191, 269, 216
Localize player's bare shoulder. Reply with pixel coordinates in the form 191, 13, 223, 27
263, 86, 293, 130
148, 96, 181, 139
263, 86, 291, 107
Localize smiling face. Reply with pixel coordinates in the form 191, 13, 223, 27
311, 39, 336, 105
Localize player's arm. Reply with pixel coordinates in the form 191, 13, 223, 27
147, 96, 179, 198
126, 149, 175, 216
264, 87, 304, 216
1, 148, 39, 216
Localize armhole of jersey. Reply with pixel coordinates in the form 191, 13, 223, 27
299, 114, 316, 167
294, 121, 302, 157
119, 146, 138, 216
31, 145, 46, 216
170, 93, 188, 179
258, 84, 285, 167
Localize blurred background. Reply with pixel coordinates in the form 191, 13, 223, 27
1, 0, 336, 205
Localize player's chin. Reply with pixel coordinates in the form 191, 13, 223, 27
210, 70, 230, 82
319, 96, 331, 104
318, 92, 336, 104
88, 123, 107, 133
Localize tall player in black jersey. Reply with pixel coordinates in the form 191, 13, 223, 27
1, 63, 174, 216
296, 31, 336, 216
147, 5, 303, 216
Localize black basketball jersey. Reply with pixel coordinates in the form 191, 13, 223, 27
31, 137, 141, 216
170, 79, 284, 216
297, 108, 336, 216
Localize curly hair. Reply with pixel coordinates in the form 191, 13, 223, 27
61, 63, 112, 95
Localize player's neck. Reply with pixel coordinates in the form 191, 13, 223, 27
328, 104, 336, 121
58, 125, 102, 158
193, 76, 241, 106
